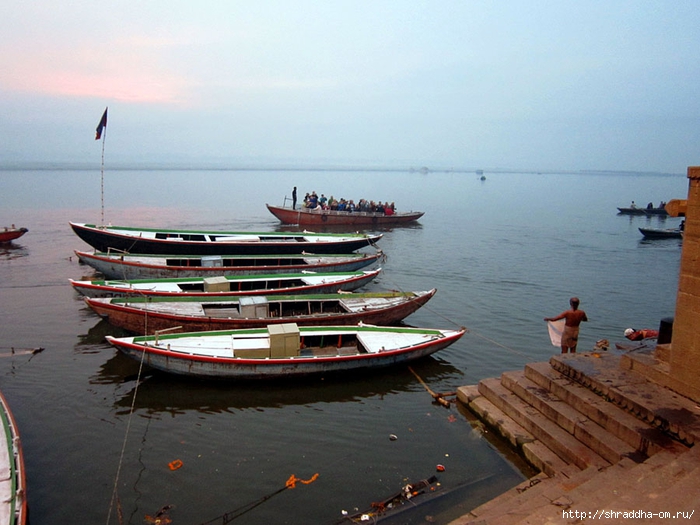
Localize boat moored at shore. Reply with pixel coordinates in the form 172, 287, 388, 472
70, 222, 382, 255
0, 390, 27, 525
105, 324, 467, 379
84, 289, 436, 334
70, 269, 381, 298
75, 249, 382, 280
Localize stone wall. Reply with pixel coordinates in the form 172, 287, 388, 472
669, 167, 700, 401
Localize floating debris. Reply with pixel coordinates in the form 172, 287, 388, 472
336, 476, 440, 523
0, 347, 44, 357
145, 504, 173, 524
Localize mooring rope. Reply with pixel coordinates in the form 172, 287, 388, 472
105, 314, 150, 525
197, 473, 319, 525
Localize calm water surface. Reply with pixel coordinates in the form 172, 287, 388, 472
0, 169, 687, 524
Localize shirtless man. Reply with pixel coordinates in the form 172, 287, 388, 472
544, 297, 588, 353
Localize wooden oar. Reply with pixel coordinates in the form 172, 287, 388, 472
408, 366, 452, 407
0, 347, 44, 357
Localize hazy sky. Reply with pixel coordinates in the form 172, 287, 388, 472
1, 1, 698, 173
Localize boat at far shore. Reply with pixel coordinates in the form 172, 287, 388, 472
105, 324, 467, 379
617, 206, 668, 216
266, 204, 424, 226
617, 207, 646, 215
84, 289, 436, 334
0, 389, 27, 525
639, 227, 683, 239
0, 226, 28, 244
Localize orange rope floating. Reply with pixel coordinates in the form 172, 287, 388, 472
168, 459, 183, 471
285, 473, 319, 489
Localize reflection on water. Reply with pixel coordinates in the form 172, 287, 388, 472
0, 242, 29, 260
107, 356, 465, 415
76, 318, 130, 348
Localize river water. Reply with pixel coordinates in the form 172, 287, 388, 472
0, 168, 687, 524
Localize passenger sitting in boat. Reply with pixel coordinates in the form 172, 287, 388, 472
646, 202, 653, 209
630, 201, 637, 209
384, 202, 394, 216
319, 194, 327, 208
624, 328, 659, 341
347, 200, 355, 212
306, 192, 319, 209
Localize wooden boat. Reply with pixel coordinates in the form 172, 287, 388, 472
638, 227, 682, 239
0, 226, 28, 244
266, 204, 424, 226
69, 222, 382, 255
104, 324, 467, 379
616, 207, 646, 215
84, 290, 436, 334
75, 249, 382, 280
643, 207, 669, 216
0, 390, 27, 525
617, 206, 668, 216
70, 269, 381, 298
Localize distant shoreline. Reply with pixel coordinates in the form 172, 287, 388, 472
0, 162, 683, 177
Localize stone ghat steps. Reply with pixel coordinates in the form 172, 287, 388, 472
552, 352, 700, 446
450, 351, 700, 525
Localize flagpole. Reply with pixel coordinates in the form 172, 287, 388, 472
95, 106, 108, 226
101, 128, 106, 226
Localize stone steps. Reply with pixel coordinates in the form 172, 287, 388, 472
478, 376, 611, 470
523, 361, 687, 456
550, 353, 700, 445
501, 370, 640, 465
514, 446, 700, 524
450, 352, 698, 525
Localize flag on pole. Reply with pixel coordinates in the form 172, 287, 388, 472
95, 107, 108, 140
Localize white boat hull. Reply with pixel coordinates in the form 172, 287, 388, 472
106, 325, 466, 379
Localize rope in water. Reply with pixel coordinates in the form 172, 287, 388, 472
105, 288, 153, 525
197, 473, 319, 525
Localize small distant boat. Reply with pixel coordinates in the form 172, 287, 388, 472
0, 390, 27, 525
70, 269, 381, 298
638, 227, 683, 239
0, 226, 28, 244
616, 207, 646, 215
643, 207, 669, 216
266, 204, 424, 226
105, 324, 467, 379
69, 222, 382, 255
84, 289, 436, 334
617, 206, 668, 216
75, 250, 382, 280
